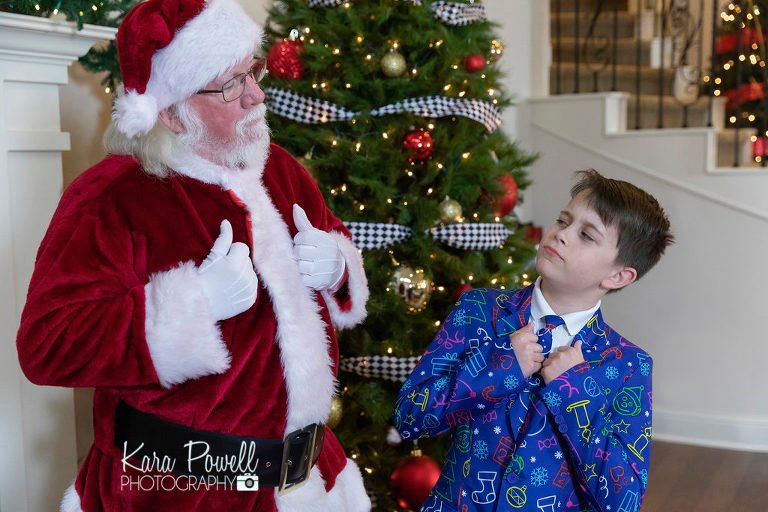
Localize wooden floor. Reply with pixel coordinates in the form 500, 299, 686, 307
642, 441, 768, 511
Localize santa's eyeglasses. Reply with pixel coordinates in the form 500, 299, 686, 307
196, 58, 267, 102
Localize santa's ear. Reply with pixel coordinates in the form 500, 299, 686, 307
158, 106, 185, 134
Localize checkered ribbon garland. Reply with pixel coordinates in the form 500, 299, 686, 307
370, 95, 501, 132
307, 0, 487, 27
431, 1, 487, 26
346, 221, 413, 250
339, 355, 421, 383
266, 88, 502, 133
429, 223, 514, 250
264, 87, 356, 124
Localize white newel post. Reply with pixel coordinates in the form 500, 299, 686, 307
0, 12, 115, 512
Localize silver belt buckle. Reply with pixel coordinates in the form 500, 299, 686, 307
278, 423, 321, 496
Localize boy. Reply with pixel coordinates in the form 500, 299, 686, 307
393, 169, 673, 511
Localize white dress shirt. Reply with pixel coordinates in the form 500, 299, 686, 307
529, 277, 600, 355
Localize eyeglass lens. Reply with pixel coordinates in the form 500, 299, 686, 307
222, 59, 267, 102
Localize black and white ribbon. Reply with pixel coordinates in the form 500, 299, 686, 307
370, 95, 501, 133
307, 0, 487, 26
265, 87, 356, 124
339, 355, 421, 383
431, 1, 487, 25
429, 222, 513, 250
265, 88, 501, 132
346, 222, 413, 250
344, 220, 513, 251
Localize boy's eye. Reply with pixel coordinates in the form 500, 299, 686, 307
580, 231, 594, 242
556, 218, 567, 226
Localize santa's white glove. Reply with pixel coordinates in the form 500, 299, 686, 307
197, 220, 258, 321
292, 204, 346, 291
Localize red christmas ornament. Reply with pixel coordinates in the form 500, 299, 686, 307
464, 53, 486, 73
453, 283, 473, 301
494, 174, 519, 217
267, 40, 305, 80
526, 225, 543, 244
402, 130, 434, 162
389, 451, 441, 510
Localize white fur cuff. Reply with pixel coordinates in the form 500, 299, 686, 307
275, 458, 371, 512
144, 261, 231, 388
321, 232, 369, 330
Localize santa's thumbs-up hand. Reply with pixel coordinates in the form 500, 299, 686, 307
197, 220, 258, 321
292, 204, 346, 291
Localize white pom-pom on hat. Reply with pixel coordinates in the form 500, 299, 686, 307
113, 90, 159, 139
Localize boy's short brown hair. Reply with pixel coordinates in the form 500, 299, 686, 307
571, 169, 674, 281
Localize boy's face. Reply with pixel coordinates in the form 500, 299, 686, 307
536, 190, 635, 302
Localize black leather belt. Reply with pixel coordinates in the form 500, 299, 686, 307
114, 400, 324, 494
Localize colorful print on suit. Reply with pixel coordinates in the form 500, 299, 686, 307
393, 286, 653, 512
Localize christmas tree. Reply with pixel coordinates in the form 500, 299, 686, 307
710, 0, 768, 155
264, 1, 536, 509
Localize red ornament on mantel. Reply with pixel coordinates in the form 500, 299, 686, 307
402, 129, 434, 162
267, 40, 305, 79
494, 174, 519, 217
464, 53, 486, 73
389, 450, 441, 510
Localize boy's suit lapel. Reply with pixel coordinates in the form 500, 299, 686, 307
493, 285, 534, 337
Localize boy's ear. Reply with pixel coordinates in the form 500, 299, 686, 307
158, 107, 185, 134
602, 265, 637, 291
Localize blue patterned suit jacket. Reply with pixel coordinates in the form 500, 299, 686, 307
393, 285, 653, 512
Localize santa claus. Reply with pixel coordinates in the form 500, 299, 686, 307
15, 0, 370, 510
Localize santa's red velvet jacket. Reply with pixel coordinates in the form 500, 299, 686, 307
16, 144, 370, 512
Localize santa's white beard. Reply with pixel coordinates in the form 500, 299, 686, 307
176, 103, 271, 172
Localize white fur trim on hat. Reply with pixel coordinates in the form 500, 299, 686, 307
114, 0, 263, 137
60, 483, 83, 512
144, 260, 231, 387
321, 232, 369, 330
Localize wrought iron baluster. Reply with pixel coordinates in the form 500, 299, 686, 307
612, 0, 618, 90
575, 0, 581, 93
556, 0, 562, 94
585, 0, 610, 92
733, 3, 745, 167
707, 0, 717, 128
635, 1, 643, 129
659, 0, 668, 129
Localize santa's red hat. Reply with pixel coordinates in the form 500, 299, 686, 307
113, 0, 262, 138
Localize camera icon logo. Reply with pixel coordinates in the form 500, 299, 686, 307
236, 474, 259, 491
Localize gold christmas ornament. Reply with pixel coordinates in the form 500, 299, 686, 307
381, 51, 407, 77
328, 395, 343, 429
489, 39, 504, 61
438, 197, 463, 223
389, 265, 433, 312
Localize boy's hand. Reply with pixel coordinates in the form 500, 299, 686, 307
541, 340, 586, 385
510, 322, 544, 379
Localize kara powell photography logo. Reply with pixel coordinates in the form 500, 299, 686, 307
120, 440, 261, 492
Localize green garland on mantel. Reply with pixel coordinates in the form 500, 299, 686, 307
0, 0, 138, 93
